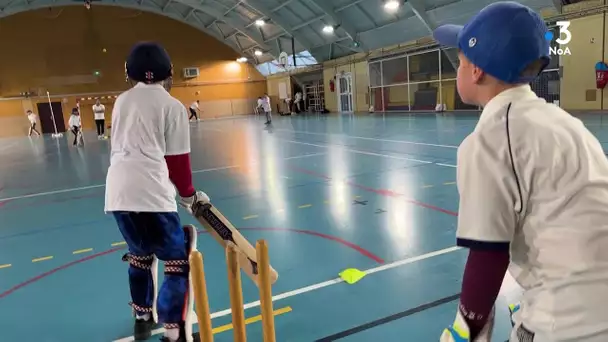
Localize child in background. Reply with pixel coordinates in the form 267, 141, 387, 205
93, 99, 107, 139
262, 93, 272, 125
68, 108, 81, 146
26, 110, 41, 137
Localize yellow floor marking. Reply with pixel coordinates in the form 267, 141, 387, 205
212, 306, 292, 334
0, 264, 12, 269
243, 215, 259, 220
355, 195, 361, 199
73, 248, 93, 255
111, 241, 127, 247
32, 256, 53, 263
298, 204, 312, 209
443, 182, 456, 185
422, 185, 434, 188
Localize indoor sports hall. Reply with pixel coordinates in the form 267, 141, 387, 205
0, 0, 607, 341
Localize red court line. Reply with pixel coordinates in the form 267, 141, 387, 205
289, 166, 458, 217
0, 247, 124, 299
0, 227, 382, 299
239, 228, 384, 264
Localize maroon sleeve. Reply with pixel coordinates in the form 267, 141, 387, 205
459, 249, 510, 339
165, 153, 195, 197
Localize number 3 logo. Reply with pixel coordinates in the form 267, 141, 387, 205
555, 21, 572, 45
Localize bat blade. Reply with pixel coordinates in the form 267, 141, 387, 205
191, 202, 278, 286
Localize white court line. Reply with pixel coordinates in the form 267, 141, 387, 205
276, 129, 459, 149
0, 152, 326, 203
281, 139, 457, 168
113, 246, 462, 342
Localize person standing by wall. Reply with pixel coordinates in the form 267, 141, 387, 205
26, 110, 41, 137
188, 100, 201, 121
262, 93, 272, 125
93, 99, 107, 139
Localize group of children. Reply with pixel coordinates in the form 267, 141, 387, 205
25, 99, 109, 145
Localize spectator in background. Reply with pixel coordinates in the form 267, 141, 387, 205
256, 96, 264, 115
93, 99, 107, 139
26, 110, 41, 137
294, 91, 302, 113
189, 100, 201, 121
262, 93, 272, 125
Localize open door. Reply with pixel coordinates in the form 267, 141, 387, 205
36, 102, 66, 134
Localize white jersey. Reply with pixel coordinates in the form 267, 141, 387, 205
68, 115, 81, 127
262, 96, 271, 112
190, 101, 199, 110
257, 98, 263, 107
93, 104, 106, 120
105, 83, 190, 213
456, 85, 608, 341
27, 113, 36, 124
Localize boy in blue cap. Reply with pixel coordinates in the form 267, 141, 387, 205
435, 2, 608, 342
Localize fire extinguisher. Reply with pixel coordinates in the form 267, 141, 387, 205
329, 79, 335, 92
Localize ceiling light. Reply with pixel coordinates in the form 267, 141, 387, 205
322, 25, 334, 34
236, 57, 248, 63
255, 19, 265, 26
254, 50, 263, 56
384, 0, 400, 11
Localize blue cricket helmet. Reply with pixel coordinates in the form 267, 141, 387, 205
125, 42, 173, 84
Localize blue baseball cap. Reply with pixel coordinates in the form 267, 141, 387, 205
433, 1, 550, 84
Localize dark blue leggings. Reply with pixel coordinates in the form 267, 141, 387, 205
113, 211, 189, 325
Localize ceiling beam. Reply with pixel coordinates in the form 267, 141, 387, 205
302, 0, 365, 51
552, 0, 562, 13
0, 1, 246, 57
242, 0, 314, 52
172, 0, 279, 57
406, 0, 458, 70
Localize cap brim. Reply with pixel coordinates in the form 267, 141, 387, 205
432, 24, 463, 48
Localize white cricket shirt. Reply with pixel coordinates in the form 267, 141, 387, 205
27, 113, 36, 124
93, 104, 106, 120
190, 101, 199, 110
68, 115, 81, 127
262, 96, 271, 112
456, 85, 608, 341
105, 83, 190, 213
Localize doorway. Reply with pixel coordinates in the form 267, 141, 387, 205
337, 73, 353, 113
36, 102, 66, 134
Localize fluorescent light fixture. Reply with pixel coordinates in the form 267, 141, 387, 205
254, 50, 263, 56
384, 0, 400, 11
322, 25, 334, 34
255, 19, 265, 26
236, 57, 248, 63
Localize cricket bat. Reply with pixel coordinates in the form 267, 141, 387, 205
190, 202, 278, 286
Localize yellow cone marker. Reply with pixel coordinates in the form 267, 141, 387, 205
339, 268, 366, 284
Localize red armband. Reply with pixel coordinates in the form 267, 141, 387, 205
165, 153, 195, 197
459, 249, 510, 339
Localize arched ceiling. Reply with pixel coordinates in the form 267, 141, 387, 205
0, 0, 558, 64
